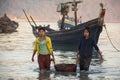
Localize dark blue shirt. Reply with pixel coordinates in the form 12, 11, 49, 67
78, 36, 99, 58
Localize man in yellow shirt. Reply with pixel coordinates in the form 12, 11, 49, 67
31, 27, 55, 71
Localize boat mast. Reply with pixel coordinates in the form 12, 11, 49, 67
72, 0, 78, 27
74, 2, 77, 27
61, 13, 65, 30
60, 3, 69, 30
72, 0, 82, 27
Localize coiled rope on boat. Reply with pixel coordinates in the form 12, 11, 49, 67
103, 24, 120, 52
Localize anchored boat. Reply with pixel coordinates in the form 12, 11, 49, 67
0, 14, 19, 33
23, 1, 106, 51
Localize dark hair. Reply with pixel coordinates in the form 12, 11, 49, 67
84, 27, 90, 34
38, 27, 46, 32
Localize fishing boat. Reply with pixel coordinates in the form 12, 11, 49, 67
0, 14, 19, 33
46, 18, 103, 51
23, 0, 106, 51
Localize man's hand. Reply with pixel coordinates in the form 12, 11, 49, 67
98, 51, 103, 64
32, 57, 34, 62
51, 58, 55, 64
31, 50, 36, 62
98, 51, 103, 59
76, 56, 80, 63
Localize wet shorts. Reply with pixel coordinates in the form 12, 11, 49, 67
79, 57, 92, 71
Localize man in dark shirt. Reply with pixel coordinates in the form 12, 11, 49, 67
77, 27, 103, 71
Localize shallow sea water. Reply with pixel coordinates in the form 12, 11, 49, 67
0, 22, 120, 80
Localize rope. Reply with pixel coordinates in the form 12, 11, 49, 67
103, 24, 120, 52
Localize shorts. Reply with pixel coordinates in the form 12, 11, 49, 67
79, 57, 92, 71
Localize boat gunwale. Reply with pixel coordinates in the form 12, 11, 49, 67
46, 18, 99, 35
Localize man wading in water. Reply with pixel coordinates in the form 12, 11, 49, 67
77, 27, 103, 71
32, 27, 55, 72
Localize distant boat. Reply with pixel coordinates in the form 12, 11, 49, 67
0, 14, 19, 33
24, 1, 106, 51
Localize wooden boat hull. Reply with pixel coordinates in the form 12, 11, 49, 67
46, 18, 102, 51
0, 21, 19, 33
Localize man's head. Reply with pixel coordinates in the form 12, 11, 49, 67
84, 27, 90, 38
38, 27, 46, 37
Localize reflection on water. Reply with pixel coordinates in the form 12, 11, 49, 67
0, 22, 120, 80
